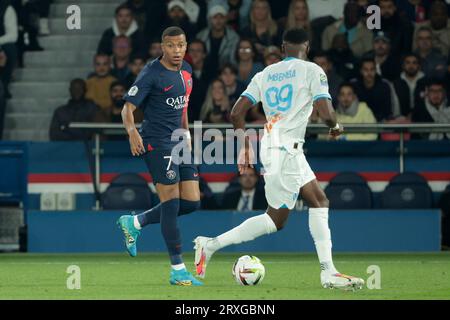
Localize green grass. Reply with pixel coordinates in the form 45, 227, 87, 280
0, 253, 449, 300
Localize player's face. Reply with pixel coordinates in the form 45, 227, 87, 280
403, 56, 420, 76
116, 9, 133, 30
361, 62, 376, 82
94, 56, 110, 77
427, 85, 446, 107
338, 87, 356, 108
162, 34, 187, 66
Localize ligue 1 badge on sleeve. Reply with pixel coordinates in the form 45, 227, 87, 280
320, 74, 328, 86
128, 86, 139, 96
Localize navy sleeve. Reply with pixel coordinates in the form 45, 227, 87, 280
123, 64, 154, 109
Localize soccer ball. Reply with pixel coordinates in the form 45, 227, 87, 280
232, 255, 265, 286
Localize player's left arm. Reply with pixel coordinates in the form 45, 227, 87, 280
181, 108, 192, 151
310, 64, 343, 138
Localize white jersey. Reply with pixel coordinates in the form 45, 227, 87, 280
241, 57, 331, 151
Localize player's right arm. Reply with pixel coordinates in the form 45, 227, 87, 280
310, 64, 343, 139
231, 72, 262, 174
122, 63, 153, 156
122, 102, 145, 156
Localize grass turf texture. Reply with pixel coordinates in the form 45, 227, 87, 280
0, 253, 449, 300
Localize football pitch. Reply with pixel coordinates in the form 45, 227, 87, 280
0, 252, 449, 300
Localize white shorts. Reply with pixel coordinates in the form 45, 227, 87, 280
260, 146, 316, 210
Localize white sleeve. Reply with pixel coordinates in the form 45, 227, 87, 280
0, 6, 18, 45
240, 72, 262, 105
309, 64, 332, 103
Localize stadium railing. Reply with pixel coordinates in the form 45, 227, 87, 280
69, 122, 450, 209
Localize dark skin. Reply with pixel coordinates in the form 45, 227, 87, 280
121, 33, 199, 204
231, 40, 343, 230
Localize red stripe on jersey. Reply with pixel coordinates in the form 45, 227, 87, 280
181, 70, 192, 115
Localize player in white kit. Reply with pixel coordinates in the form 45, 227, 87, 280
194, 29, 364, 290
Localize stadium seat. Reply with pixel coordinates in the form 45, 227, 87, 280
102, 173, 152, 210
324, 172, 373, 209
380, 172, 433, 209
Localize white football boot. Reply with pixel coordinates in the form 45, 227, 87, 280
193, 236, 215, 278
321, 272, 365, 291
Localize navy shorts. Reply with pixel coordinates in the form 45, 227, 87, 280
142, 147, 199, 185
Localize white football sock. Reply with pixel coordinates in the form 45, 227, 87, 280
207, 213, 277, 252
133, 216, 142, 230
309, 208, 337, 274
172, 263, 186, 271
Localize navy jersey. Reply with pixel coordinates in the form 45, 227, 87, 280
124, 58, 193, 149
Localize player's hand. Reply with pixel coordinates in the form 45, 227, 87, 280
237, 144, 255, 175
329, 123, 344, 140
128, 128, 145, 156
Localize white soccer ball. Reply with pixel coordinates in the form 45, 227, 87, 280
232, 255, 265, 286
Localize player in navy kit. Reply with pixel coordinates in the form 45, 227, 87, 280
117, 27, 202, 286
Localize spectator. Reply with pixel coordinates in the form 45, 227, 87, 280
126, 0, 149, 33
86, 54, 118, 111
306, 0, 346, 21
396, 0, 429, 24
111, 35, 132, 84
124, 53, 146, 89
196, 4, 240, 76
0, 2, 18, 99
377, 0, 414, 57
322, 1, 373, 58
241, 0, 282, 57
412, 79, 450, 140
367, 31, 401, 82
414, 26, 447, 80
263, 45, 282, 66
147, 39, 162, 61
280, 0, 311, 39
95, 81, 143, 139
187, 39, 212, 121
312, 51, 343, 106
161, 1, 197, 42
325, 33, 358, 80
97, 3, 146, 56
326, 82, 377, 141
222, 167, 267, 211
219, 63, 246, 106
350, 58, 394, 122
413, 0, 450, 57
49, 79, 99, 141
393, 53, 425, 117
200, 78, 231, 123
219, 0, 252, 32
234, 38, 264, 86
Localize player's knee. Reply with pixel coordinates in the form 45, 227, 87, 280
309, 191, 329, 208
179, 199, 201, 216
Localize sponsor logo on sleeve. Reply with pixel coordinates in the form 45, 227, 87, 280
128, 86, 139, 96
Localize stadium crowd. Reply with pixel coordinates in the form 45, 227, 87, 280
0, 0, 450, 141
